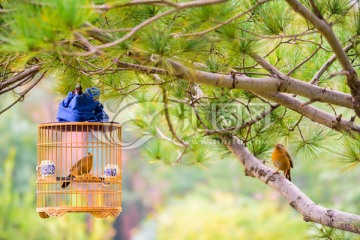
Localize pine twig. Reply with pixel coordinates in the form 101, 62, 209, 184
0, 71, 46, 115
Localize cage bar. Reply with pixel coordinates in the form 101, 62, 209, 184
36, 122, 122, 218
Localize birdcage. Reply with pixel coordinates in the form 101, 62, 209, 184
36, 122, 122, 218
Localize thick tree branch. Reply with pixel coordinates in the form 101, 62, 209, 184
0, 65, 40, 92
257, 91, 360, 134
221, 134, 360, 234
249, 53, 351, 107
114, 58, 352, 108
166, 59, 353, 109
285, 0, 360, 117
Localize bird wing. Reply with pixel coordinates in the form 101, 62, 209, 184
81, 155, 93, 174
87, 155, 93, 173
68, 153, 93, 175
69, 156, 86, 175
69, 159, 81, 172
286, 151, 293, 168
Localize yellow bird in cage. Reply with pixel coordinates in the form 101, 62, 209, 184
61, 152, 93, 188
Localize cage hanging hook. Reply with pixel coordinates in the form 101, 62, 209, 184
75, 79, 83, 95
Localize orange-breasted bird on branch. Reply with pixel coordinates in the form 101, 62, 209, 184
61, 152, 93, 188
271, 144, 293, 181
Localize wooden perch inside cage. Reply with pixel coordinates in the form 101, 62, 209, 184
36, 122, 122, 218
54, 175, 116, 182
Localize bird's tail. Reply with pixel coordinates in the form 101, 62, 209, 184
61, 174, 72, 188
285, 170, 291, 181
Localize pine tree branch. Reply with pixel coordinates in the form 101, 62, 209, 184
94, 0, 180, 12
308, 0, 324, 19
89, 0, 227, 52
83, 16, 354, 111
114, 59, 168, 75
221, 134, 360, 234
0, 66, 40, 92
95, 0, 225, 11
287, 46, 321, 76
82, 13, 360, 135
83, 23, 114, 43
161, 87, 189, 147
257, 91, 360, 134
117, 56, 351, 108
173, 0, 269, 38
310, 43, 354, 84
0, 71, 45, 115
0, 75, 33, 95
112, 58, 352, 108
153, 74, 189, 147
166, 58, 353, 109
285, 0, 360, 117
248, 53, 351, 108
112, 59, 360, 135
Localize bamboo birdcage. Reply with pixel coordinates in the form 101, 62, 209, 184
36, 122, 122, 218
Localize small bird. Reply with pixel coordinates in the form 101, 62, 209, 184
61, 153, 93, 188
272, 144, 293, 181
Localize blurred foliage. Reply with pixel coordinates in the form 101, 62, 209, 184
154, 190, 307, 240
1, 0, 93, 52
0, 102, 37, 193
337, 134, 360, 171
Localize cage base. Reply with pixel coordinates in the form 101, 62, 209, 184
37, 207, 122, 218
